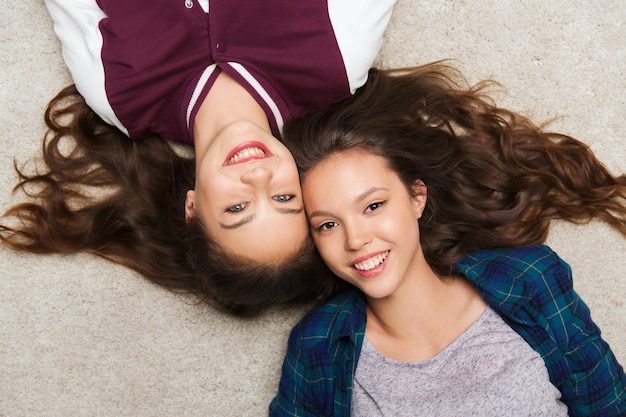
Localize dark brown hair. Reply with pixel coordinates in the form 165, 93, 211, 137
283, 63, 626, 291
0, 85, 330, 316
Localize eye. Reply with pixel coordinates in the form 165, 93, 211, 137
316, 221, 338, 232
365, 201, 386, 213
273, 194, 295, 202
225, 203, 247, 213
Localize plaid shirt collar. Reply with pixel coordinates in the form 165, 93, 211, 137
321, 245, 552, 348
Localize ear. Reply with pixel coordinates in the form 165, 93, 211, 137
185, 190, 196, 223
410, 180, 427, 219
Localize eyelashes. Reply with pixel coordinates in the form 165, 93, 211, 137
225, 194, 296, 213
226, 203, 247, 213
365, 201, 385, 213
312, 200, 387, 232
273, 194, 295, 203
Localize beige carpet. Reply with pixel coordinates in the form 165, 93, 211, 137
1, 1, 624, 415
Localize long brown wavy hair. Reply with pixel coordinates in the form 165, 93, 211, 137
0, 85, 330, 316
282, 63, 626, 298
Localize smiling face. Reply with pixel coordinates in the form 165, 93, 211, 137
187, 120, 308, 263
302, 149, 428, 300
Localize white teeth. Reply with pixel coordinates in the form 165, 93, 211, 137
354, 251, 389, 271
228, 147, 265, 164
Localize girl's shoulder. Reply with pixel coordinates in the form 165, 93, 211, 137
289, 288, 367, 350
454, 245, 574, 304
456, 245, 571, 282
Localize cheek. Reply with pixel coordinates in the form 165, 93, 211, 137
313, 235, 340, 265
278, 164, 301, 187
380, 211, 419, 237
195, 176, 233, 214
200, 172, 239, 196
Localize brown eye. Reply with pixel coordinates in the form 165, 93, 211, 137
317, 221, 338, 232
365, 201, 385, 213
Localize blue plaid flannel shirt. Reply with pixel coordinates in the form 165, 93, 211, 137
269, 245, 626, 417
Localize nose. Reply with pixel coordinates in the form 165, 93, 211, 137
240, 166, 272, 186
344, 220, 371, 251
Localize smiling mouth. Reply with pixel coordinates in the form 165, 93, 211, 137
223, 141, 273, 166
353, 251, 389, 271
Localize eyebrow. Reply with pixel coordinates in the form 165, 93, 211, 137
220, 215, 255, 230
219, 207, 304, 230
308, 187, 387, 219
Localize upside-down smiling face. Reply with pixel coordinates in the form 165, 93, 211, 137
187, 121, 308, 263
302, 149, 428, 300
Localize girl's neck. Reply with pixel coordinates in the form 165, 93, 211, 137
365, 258, 487, 362
193, 71, 270, 159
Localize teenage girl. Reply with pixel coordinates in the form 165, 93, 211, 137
270, 63, 626, 416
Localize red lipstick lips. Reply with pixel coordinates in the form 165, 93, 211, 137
223, 141, 273, 166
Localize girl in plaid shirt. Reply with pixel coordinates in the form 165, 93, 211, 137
271, 63, 626, 416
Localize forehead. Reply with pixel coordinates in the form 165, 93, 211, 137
302, 150, 408, 210
305, 150, 392, 186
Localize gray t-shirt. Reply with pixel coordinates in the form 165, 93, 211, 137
351, 307, 568, 417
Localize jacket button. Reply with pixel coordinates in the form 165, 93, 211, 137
185, 0, 193, 8
216, 41, 227, 53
